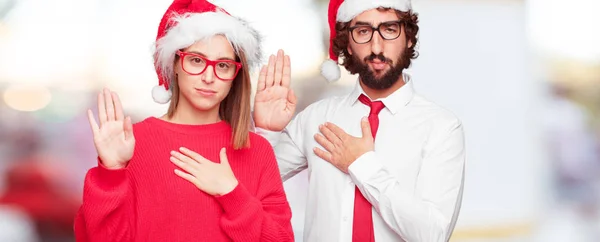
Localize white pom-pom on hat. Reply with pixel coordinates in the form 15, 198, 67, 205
152, 85, 172, 104
320, 59, 341, 83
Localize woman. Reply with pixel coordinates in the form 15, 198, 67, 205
73, 0, 294, 241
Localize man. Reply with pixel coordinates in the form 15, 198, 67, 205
253, 0, 466, 241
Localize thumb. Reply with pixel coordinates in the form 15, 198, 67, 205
286, 89, 297, 114
124, 116, 134, 141
361, 117, 373, 140
287, 89, 297, 105
219, 147, 229, 166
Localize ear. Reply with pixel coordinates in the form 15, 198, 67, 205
347, 45, 353, 55
405, 28, 414, 49
173, 58, 180, 76
172, 70, 179, 86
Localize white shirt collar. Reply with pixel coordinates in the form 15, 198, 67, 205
348, 73, 415, 114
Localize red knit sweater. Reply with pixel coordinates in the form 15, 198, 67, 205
74, 117, 294, 242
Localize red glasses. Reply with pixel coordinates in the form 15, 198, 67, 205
176, 51, 242, 81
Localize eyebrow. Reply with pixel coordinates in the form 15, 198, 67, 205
353, 21, 372, 26
353, 20, 401, 27
186, 50, 236, 61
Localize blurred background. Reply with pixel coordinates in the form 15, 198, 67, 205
1, 0, 599, 241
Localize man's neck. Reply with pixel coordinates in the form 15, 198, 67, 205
360, 74, 406, 100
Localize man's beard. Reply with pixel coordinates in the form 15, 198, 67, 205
352, 52, 405, 90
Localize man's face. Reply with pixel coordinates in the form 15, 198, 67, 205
347, 8, 411, 90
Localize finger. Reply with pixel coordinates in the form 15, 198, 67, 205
219, 147, 229, 166
178, 147, 207, 164
281, 55, 291, 87
171, 150, 201, 170
104, 88, 115, 121
361, 117, 373, 140
319, 124, 343, 146
174, 169, 201, 188
112, 92, 124, 121
286, 89, 297, 111
87, 109, 99, 136
265, 55, 276, 88
314, 133, 335, 153
97, 92, 107, 126
123, 116, 134, 141
170, 156, 195, 173
324, 122, 349, 141
274, 49, 284, 86
257, 66, 267, 91
313, 147, 332, 163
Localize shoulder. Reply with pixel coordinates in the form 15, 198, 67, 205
248, 132, 274, 152
307, 94, 348, 110
131, 117, 157, 134
243, 133, 281, 171
294, 94, 350, 122
410, 94, 463, 132
132, 117, 152, 128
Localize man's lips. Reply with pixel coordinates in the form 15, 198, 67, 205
369, 60, 387, 70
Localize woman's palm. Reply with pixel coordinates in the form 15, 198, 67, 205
87, 89, 135, 169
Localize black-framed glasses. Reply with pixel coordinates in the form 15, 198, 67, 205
348, 20, 403, 44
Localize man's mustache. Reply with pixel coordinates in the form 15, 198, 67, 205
364, 53, 392, 64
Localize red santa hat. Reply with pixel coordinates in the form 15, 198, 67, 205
152, 0, 262, 104
321, 0, 412, 82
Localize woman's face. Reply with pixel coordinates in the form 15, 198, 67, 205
174, 35, 239, 113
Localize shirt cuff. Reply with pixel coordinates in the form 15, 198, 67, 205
214, 183, 259, 217
92, 157, 129, 190
254, 127, 282, 146
348, 151, 383, 186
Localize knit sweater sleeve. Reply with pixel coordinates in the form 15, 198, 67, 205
215, 141, 294, 242
73, 159, 136, 242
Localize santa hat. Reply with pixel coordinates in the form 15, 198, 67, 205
152, 0, 262, 104
321, 0, 412, 82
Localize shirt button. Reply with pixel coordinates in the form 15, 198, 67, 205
343, 216, 348, 221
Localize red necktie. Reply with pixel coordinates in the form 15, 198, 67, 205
353, 94, 385, 242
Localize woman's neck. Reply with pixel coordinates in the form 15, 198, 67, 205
161, 97, 221, 125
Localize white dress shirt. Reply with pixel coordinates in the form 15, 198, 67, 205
256, 74, 466, 242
